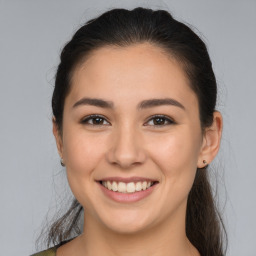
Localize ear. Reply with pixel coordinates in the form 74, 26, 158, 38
197, 111, 223, 168
52, 117, 64, 159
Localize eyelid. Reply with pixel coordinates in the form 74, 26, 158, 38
81, 114, 111, 125
144, 115, 175, 127
80, 114, 175, 127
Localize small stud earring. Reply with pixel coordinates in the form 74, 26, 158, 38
60, 158, 65, 167
203, 160, 207, 165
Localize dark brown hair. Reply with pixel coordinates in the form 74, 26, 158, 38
44, 7, 227, 255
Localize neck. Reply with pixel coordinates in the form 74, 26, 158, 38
77, 205, 199, 256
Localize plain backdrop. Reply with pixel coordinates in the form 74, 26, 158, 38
0, 0, 255, 255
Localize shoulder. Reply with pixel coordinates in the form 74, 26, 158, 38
31, 238, 75, 256
30, 247, 56, 256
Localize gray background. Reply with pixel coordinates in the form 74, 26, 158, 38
0, 0, 255, 255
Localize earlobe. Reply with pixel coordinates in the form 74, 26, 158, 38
197, 111, 223, 168
52, 117, 64, 159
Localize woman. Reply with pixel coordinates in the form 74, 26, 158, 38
33, 7, 226, 256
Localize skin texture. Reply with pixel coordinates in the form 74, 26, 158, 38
53, 43, 222, 256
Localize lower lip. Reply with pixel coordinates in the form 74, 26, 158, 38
98, 182, 157, 203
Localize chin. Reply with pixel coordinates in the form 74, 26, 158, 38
97, 209, 157, 235
105, 221, 149, 235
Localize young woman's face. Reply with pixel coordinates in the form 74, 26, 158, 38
57, 43, 206, 234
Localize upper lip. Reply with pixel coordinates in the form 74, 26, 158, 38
97, 176, 158, 183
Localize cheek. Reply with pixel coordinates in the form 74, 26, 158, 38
147, 127, 201, 183
63, 128, 105, 169
146, 128, 202, 216
62, 128, 107, 194
61, 129, 109, 212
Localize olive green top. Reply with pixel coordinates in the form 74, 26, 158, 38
31, 239, 72, 256
31, 247, 57, 256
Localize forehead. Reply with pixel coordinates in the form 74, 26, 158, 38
68, 43, 198, 111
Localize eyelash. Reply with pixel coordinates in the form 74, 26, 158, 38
145, 115, 175, 127
81, 114, 110, 126
81, 114, 175, 127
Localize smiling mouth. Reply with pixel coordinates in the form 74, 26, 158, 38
99, 180, 158, 193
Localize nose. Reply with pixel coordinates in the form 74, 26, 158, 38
106, 124, 147, 169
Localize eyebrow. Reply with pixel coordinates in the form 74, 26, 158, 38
73, 97, 185, 110
138, 98, 185, 110
73, 98, 114, 109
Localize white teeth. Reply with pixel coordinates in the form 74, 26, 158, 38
107, 181, 112, 190
127, 182, 136, 193
102, 180, 154, 193
135, 182, 142, 191
117, 182, 126, 193
112, 181, 118, 191
142, 181, 147, 190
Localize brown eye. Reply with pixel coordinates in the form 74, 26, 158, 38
92, 117, 104, 125
153, 117, 166, 125
145, 115, 175, 126
81, 115, 110, 126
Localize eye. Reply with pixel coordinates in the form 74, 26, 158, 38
145, 115, 175, 127
81, 115, 110, 126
